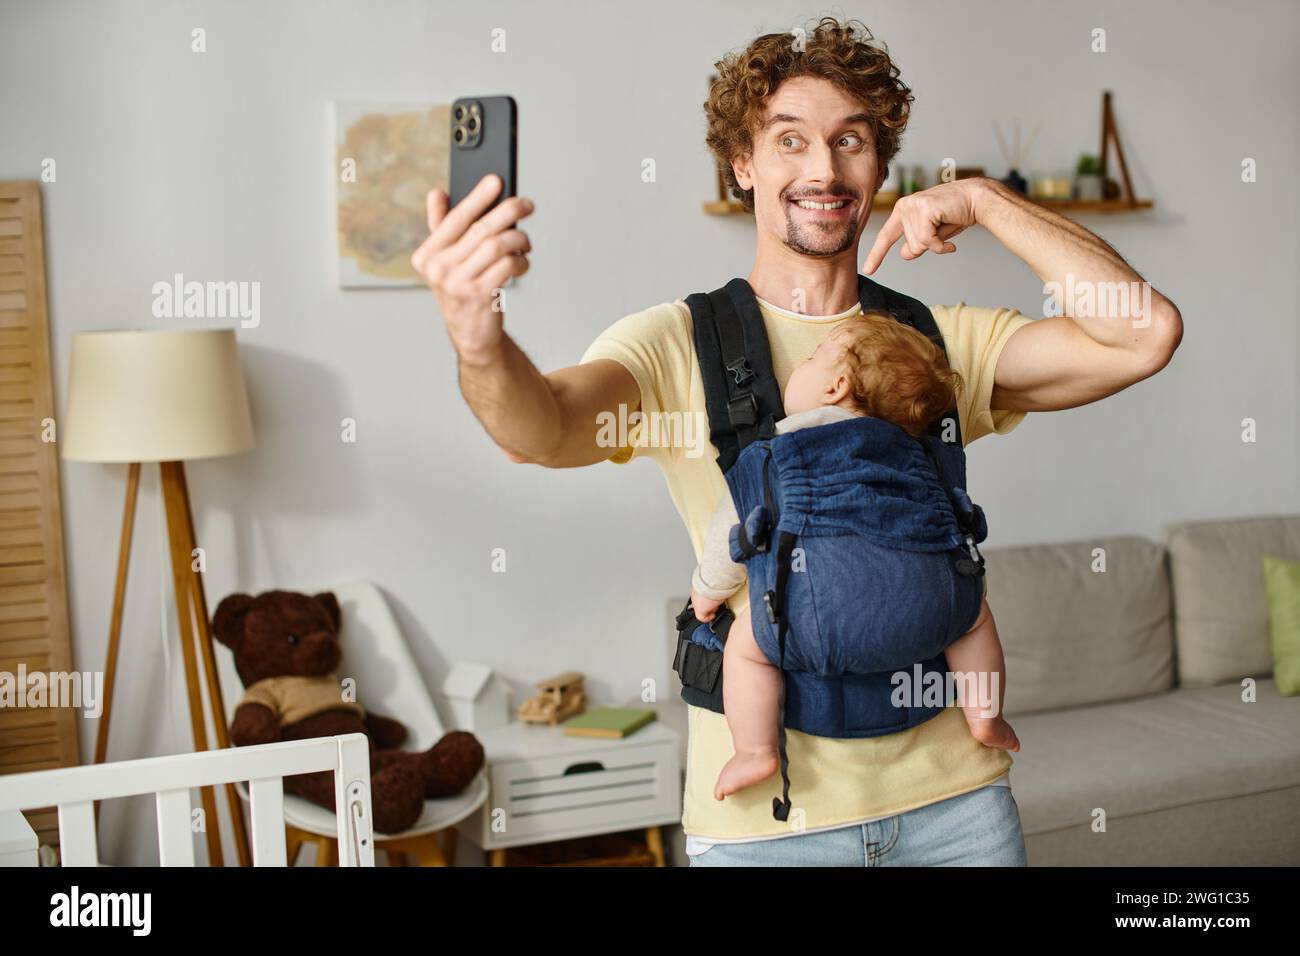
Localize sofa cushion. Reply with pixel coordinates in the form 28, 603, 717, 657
1166, 514, 1300, 685
1008, 678, 1300, 844
1262, 553, 1300, 694
984, 536, 1174, 715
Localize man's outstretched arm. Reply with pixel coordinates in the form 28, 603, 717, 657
864, 177, 1183, 413
460, 344, 639, 467
412, 175, 638, 468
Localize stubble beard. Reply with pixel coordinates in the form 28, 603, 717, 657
782, 206, 860, 258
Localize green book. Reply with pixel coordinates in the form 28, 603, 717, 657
562, 707, 656, 739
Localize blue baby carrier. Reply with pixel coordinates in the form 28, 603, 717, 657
671, 276, 989, 821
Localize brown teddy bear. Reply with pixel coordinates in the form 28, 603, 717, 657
213, 589, 485, 834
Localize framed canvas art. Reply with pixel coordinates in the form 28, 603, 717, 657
334, 101, 449, 288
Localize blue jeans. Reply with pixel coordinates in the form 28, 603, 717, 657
687, 781, 1026, 866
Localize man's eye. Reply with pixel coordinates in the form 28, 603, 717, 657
779, 134, 804, 149
840, 133, 864, 148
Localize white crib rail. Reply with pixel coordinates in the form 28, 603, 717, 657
0, 734, 374, 867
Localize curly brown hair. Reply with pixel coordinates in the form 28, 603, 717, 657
704, 17, 913, 214
830, 312, 963, 439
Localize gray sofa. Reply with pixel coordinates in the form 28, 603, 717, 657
643, 513, 1300, 866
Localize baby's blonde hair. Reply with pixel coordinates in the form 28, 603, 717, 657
829, 312, 964, 439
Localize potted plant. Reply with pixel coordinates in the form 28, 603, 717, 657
1074, 154, 1104, 201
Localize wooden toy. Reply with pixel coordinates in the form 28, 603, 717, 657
518, 672, 586, 725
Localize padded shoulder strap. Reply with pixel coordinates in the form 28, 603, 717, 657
687, 279, 785, 473
857, 274, 942, 349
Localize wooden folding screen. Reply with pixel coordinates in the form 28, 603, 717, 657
0, 181, 80, 856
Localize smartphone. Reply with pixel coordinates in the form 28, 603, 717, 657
449, 95, 517, 212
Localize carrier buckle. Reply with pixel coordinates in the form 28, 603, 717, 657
955, 533, 986, 577
726, 357, 755, 386
763, 590, 778, 624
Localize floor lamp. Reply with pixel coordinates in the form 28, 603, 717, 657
61, 328, 256, 867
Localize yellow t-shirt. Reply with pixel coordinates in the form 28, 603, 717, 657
579, 292, 1035, 839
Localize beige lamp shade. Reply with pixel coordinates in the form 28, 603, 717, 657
61, 328, 255, 463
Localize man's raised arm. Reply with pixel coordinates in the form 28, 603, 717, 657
412, 175, 638, 468
864, 177, 1183, 414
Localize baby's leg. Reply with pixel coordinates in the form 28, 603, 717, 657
944, 596, 1020, 752
714, 603, 782, 800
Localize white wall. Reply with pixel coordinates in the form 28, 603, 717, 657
2, 0, 1296, 863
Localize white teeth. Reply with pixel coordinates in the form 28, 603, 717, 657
795, 199, 847, 210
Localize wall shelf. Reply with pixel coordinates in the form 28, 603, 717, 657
702, 195, 1154, 216
703, 91, 1153, 217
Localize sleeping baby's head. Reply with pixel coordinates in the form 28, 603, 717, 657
782, 311, 964, 439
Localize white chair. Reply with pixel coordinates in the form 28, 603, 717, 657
0, 735, 375, 866
217, 581, 489, 866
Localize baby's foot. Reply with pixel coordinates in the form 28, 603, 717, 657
714, 749, 780, 800
965, 715, 1021, 752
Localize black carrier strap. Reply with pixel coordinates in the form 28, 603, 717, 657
676, 274, 968, 821
766, 529, 798, 822
687, 278, 786, 473
672, 600, 734, 710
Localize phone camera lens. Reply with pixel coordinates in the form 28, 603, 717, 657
453, 106, 465, 122
467, 116, 478, 132
453, 126, 464, 143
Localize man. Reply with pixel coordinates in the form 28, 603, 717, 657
412, 17, 1182, 866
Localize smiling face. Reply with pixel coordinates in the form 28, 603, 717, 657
732, 75, 887, 259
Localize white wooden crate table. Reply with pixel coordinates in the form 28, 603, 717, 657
456, 718, 681, 866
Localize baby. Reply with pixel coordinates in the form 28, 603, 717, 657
690, 312, 1021, 801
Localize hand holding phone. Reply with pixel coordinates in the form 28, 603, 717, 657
411, 95, 532, 365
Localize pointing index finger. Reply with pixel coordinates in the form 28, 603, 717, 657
862, 208, 904, 275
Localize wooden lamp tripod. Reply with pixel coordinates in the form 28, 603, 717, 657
61, 328, 257, 866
